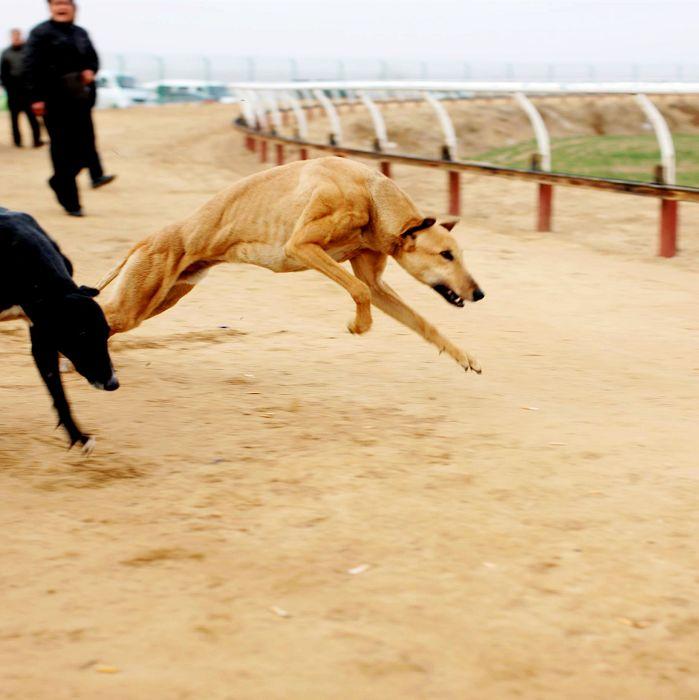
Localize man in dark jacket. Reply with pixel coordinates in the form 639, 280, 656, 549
1, 29, 43, 148
24, 0, 115, 217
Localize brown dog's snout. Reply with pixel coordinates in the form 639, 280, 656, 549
472, 287, 485, 302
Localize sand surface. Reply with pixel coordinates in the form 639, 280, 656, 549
1, 104, 698, 699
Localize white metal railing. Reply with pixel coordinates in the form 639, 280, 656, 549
279, 91, 309, 140
514, 92, 551, 171
231, 80, 690, 182
261, 92, 283, 133
313, 88, 343, 145
357, 90, 389, 151
423, 92, 458, 160
235, 90, 256, 127
635, 94, 676, 185
240, 90, 268, 130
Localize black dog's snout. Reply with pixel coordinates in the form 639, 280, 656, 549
472, 287, 485, 302
104, 375, 120, 392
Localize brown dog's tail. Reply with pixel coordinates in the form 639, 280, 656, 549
96, 255, 129, 291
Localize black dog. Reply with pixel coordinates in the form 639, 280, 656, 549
0, 207, 118, 453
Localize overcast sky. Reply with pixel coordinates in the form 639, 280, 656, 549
0, 0, 695, 64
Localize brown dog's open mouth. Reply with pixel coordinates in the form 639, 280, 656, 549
433, 284, 465, 307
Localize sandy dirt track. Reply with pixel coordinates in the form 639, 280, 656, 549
1, 105, 698, 699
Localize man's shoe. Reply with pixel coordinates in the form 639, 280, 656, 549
92, 174, 116, 189
66, 209, 84, 218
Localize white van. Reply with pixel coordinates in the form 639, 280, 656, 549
95, 71, 153, 109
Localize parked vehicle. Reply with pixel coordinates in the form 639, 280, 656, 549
144, 80, 234, 105
95, 71, 153, 109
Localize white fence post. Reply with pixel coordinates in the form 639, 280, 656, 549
313, 88, 343, 145
635, 93, 676, 185
423, 92, 458, 160
235, 90, 256, 128
244, 90, 268, 131
280, 91, 309, 140
513, 92, 554, 231
357, 90, 389, 151
263, 92, 283, 134
513, 92, 551, 171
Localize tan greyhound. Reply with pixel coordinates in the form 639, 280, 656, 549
98, 157, 485, 372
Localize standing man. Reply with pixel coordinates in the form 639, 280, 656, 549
24, 0, 115, 217
0, 29, 43, 148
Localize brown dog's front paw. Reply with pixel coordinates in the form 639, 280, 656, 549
457, 353, 482, 374
467, 356, 482, 374
347, 316, 372, 335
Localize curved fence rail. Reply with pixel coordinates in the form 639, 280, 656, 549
230, 81, 699, 257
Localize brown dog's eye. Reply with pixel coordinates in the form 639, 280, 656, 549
440, 250, 454, 261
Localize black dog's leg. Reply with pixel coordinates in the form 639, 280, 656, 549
30, 327, 92, 451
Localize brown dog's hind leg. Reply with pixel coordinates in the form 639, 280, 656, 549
147, 282, 197, 319
145, 262, 213, 321
351, 251, 481, 373
101, 245, 185, 335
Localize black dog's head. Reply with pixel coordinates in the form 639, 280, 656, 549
44, 286, 119, 391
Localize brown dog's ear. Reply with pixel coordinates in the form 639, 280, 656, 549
439, 218, 460, 232
401, 217, 436, 239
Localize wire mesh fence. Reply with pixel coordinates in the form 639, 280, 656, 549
100, 55, 699, 84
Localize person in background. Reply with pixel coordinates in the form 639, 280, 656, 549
0, 29, 43, 148
24, 0, 115, 217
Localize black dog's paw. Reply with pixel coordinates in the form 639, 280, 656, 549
81, 437, 97, 456
66, 434, 96, 456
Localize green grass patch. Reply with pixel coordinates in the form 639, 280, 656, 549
474, 134, 699, 188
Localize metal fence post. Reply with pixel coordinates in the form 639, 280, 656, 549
313, 89, 344, 146
246, 57, 256, 81
289, 58, 299, 81
202, 56, 212, 82
537, 183, 554, 232
529, 150, 554, 233
636, 95, 676, 188
154, 55, 165, 81
652, 162, 679, 258
659, 199, 678, 257
448, 171, 461, 215
358, 91, 389, 152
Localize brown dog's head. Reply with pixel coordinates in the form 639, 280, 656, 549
393, 218, 484, 307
